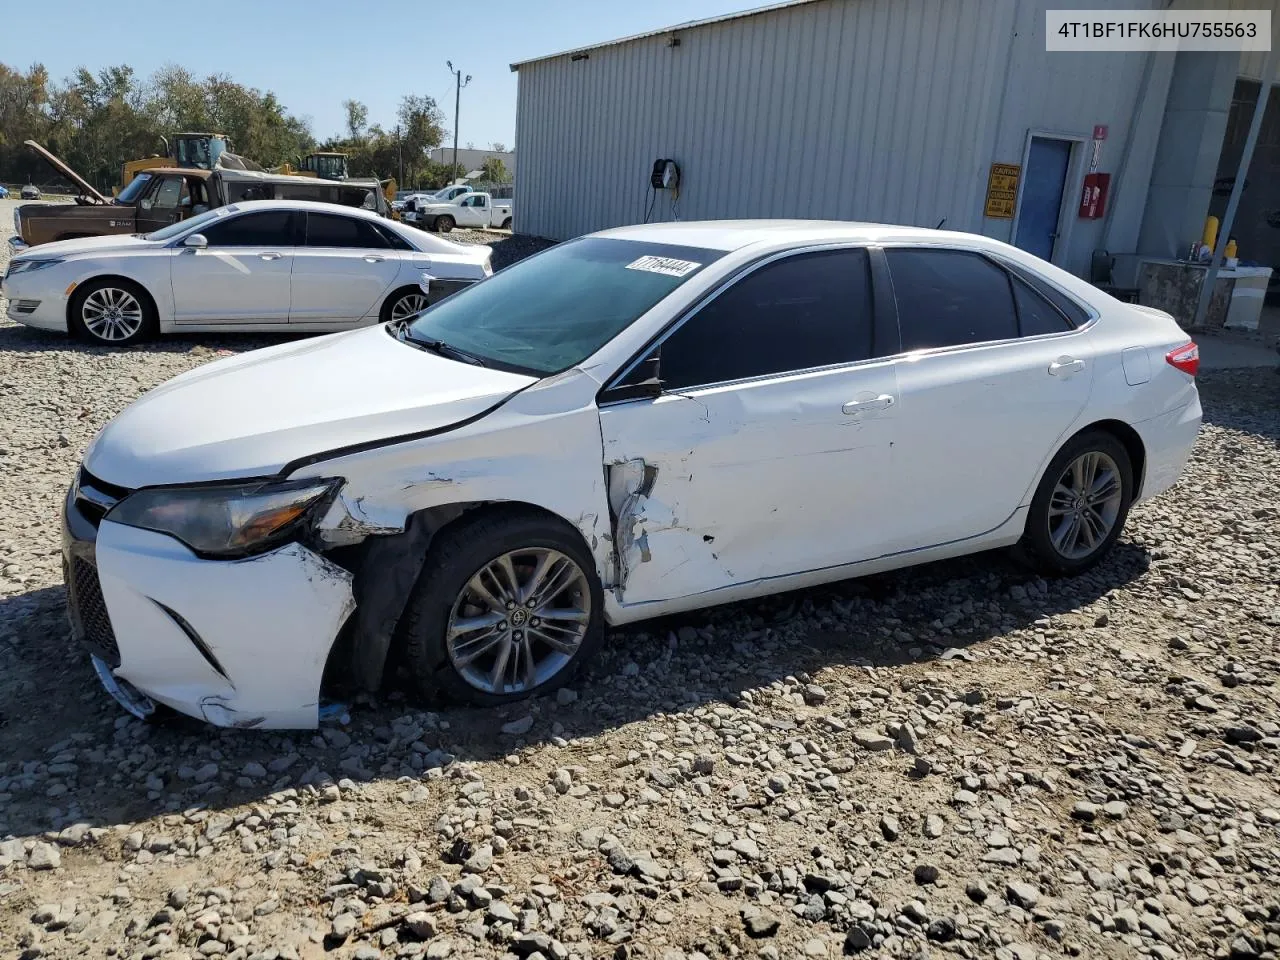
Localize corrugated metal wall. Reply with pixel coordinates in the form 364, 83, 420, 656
515, 0, 1015, 242
513, 0, 1273, 274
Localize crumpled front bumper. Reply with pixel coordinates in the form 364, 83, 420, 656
63, 483, 356, 729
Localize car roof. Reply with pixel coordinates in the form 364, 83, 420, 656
593, 220, 1008, 253
218, 198, 385, 221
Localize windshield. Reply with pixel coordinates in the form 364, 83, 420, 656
144, 207, 225, 242
176, 137, 211, 168
404, 237, 724, 375
117, 173, 154, 205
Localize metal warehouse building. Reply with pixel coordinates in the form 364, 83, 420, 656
510, 0, 1278, 284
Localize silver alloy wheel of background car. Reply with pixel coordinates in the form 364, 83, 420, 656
390, 292, 429, 322
445, 547, 592, 695
1047, 450, 1124, 560
81, 287, 144, 342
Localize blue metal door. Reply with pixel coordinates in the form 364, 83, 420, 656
1014, 137, 1072, 261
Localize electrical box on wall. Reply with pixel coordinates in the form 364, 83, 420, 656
650, 159, 680, 190
1079, 172, 1110, 219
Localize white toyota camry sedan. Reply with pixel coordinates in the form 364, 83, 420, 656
62, 221, 1202, 728
2, 200, 492, 346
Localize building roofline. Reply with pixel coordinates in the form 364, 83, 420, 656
509, 0, 821, 71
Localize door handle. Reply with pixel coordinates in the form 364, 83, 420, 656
259, 252, 283, 261
842, 394, 895, 415
363, 255, 385, 263
1048, 358, 1085, 376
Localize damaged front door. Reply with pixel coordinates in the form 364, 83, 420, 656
599, 246, 899, 607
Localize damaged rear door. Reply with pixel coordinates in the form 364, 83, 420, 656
598, 246, 899, 606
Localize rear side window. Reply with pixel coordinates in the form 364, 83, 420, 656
1011, 276, 1073, 336
374, 223, 413, 250
306, 212, 389, 248
202, 211, 295, 247
886, 249, 1018, 350
1006, 263, 1092, 328
657, 248, 875, 391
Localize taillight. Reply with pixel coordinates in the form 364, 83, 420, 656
1166, 341, 1199, 377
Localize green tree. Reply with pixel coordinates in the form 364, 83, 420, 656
343, 99, 368, 141
480, 155, 510, 184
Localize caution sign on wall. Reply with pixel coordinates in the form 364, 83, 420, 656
984, 163, 1021, 219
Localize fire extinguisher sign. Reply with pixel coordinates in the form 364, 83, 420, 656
1079, 172, 1111, 219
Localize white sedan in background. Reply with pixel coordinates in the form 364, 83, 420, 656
63, 221, 1201, 729
2, 200, 493, 346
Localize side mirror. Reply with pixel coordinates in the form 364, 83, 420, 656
607, 354, 664, 402
183, 233, 208, 249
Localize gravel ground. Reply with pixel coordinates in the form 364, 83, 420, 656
3, 203, 1280, 960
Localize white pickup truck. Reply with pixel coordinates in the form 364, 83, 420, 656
410, 191, 513, 233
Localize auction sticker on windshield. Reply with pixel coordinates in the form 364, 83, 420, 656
625, 255, 702, 277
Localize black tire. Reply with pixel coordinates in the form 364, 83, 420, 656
435, 215, 455, 233
500, 217, 512, 230
400, 508, 605, 707
1018, 430, 1134, 576
68, 278, 158, 347
379, 286, 430, 325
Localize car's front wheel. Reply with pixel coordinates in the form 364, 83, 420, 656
69, 279, 157, 346
400, 508, 605, 706
435, 215, 455, 233
1019, 430, 1134, 576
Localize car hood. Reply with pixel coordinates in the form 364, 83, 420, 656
19, 233, 153, 259
84, 324, 537, 488
24, 138, 110, 203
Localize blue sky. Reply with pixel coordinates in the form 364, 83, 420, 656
0, 0, 761, 150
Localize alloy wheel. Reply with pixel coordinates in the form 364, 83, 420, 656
82, 287, 144, 342
1047, 450, 1124, 560
446, 547, 592, 695
390, 293, 429, 322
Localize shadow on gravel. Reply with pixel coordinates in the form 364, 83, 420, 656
1197, 367, 1280, 441
0, 319, 296, 356
0, 535, 1148, 840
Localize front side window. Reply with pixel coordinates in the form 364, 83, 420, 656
146, 207, 225, 241
656, 248, 875, 391
404, 237, 723, 375
202, 211, 296, 247
306, 212, 388, 249
148, 176, 187, 210
886, 249, 1019, 351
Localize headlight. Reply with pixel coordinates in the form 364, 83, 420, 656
7, 258, 64, 275
107, 477, 342, 558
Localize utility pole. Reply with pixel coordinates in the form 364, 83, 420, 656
446, 60, 471, 182
395, 124, 403, 187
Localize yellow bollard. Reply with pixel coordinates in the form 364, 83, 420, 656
1202, 215, 1220, 251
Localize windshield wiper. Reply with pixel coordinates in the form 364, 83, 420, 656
392, 319, 486, 366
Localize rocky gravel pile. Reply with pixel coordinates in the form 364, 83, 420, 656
3, 210, 1280, 959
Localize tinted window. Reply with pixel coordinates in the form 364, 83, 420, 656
306, 213, 388, 248
1012, 276, 1072, 336
1007, 263, 1091, 328
656, 249, 874, 391
886, 249, 1018, 350
374, 222, 413, 251
202, 211, 295, 247
405, 237, 722, 375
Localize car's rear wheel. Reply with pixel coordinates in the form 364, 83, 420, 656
1019, 430, 1133, 576
400, 509, 605, 706
500, 217, 512, 230
435, 215, 455, 233
380, 287, 430, 324
69, 279, 157, 347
